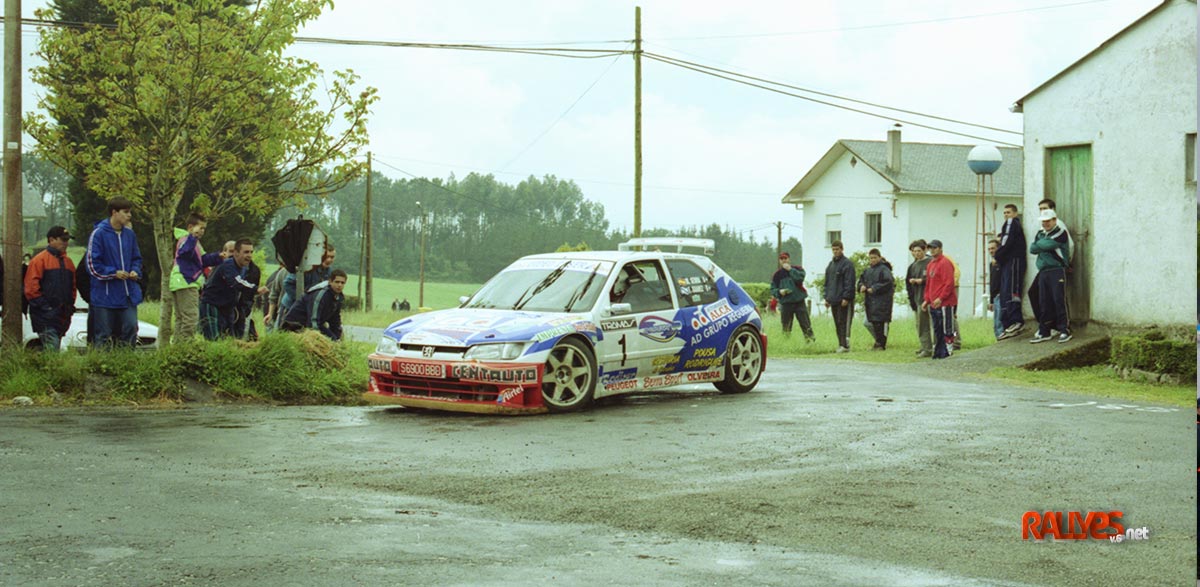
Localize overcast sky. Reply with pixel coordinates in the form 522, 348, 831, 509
9, 0, 1163, 244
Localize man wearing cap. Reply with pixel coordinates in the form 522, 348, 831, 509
823, 240, 856, 352
771, 252, 814, 341
1029, 208, 1072, 343
24, 226, 77, 351
921, 239, 957, 359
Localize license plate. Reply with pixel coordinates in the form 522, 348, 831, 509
395, 361, 447, 379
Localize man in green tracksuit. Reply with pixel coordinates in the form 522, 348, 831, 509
1029, 208, 1072, 344
770, 251, 813, 341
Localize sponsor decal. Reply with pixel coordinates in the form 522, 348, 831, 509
600, 317, 637, 331
689, 299, 732, 329
496, 387, 525, 404
686, 369, 723, 382
642, 373, 684, 389
679, 286, 691, 295
600, 367, 637, 385
604, 379, 638, 392
639, 316, 682, 342
683, 357, 723, 369
451, 363, 539, 384
573, 321, 598, 334
422, 346, 436, 358
534, 324, 576, 342
687, 302, 756, 345
396, 361, 446, 379
651, 353, 681, 373
1020, 511, 1141, 542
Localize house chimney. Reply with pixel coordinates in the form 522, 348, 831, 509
886, 124, 901, 174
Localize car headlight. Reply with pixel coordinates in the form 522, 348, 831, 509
464, 342, 527, 361
376, 336, 400, 355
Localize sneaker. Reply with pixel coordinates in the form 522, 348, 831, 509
1004, 322, 1024, 335
1030, 333, 1052, 344
1057, 332, 1073, 343
805, 336, 816, 343
835, 346, 849, 354
915, 350, 931, 358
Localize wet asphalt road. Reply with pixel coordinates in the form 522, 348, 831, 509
0, 359, 1193, 586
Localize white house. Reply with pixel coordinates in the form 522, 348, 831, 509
782, 128, 1023, 315
1012, 0, 1196, 327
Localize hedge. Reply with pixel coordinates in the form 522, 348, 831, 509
1110, 331, 1196, 381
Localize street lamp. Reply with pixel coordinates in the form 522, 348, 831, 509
415, 201, 426, 309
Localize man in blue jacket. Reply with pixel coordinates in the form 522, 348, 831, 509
282, 269, 347, 341
85, 197, 143, 347
199, 238, 268, 340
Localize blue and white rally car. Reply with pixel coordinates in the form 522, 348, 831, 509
365, 238, 766, 414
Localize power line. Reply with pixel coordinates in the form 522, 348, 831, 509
498, 44, 629, 171
643, 53, 1021, 147
645, 51, 1021, 136
649, 0, 1115, 41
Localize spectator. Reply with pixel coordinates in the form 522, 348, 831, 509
391, 297, 400, 312
232, 252, 264, 340
278, 244, 336, 330
199, 239, 268, 340
168, 213, 224, 343
398, 298, 411, 312
771, 252, 814, 341
86, 197, 143, 348
987, 239, 1003, 339
1030, 199, 1074, 321
941, 251, 963, 350
858, 248, 894, 350
994, 204, 1027, 338
1029, 208, 1072, 344
767, 297, 778, 314
23, 226, 77, 351
921, 239, 957, 359
262, 266, 287, 332
905, 240, 933, 358
282, 269, 347, 341
823, 240, 856, 353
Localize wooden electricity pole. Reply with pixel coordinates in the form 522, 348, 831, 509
2, 0, 22, 348
776, 221, 783, 257
633, 6, 642, 238
364, 152, 373, 312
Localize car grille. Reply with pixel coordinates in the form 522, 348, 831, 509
399, 344, 465, 357
371, 373, 540, 407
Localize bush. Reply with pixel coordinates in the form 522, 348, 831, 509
740, 282, 771, 308
1110, 330, 1196, 381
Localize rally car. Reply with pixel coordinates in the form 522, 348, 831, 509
364, 238, 766, 414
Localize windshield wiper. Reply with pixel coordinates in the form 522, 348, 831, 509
513, 261, 571, 311
562, 263, 602, 312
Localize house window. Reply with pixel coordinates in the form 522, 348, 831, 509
825, 214, 841, 247
864, 212, 882, 245
1186, 133, 1196, 184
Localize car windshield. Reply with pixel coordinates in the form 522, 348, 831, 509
464, 259, 614, 313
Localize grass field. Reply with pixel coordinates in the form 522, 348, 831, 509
761, 314, 996, 362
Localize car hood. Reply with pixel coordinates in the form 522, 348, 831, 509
382, 309, 596, 347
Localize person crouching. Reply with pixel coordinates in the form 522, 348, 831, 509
281, 269, 347, 341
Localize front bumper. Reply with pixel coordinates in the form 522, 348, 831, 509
364, 354, 547, 414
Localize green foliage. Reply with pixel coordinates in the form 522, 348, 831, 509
810, 251, 906, 307
556, 242, 592, 252
0, 334, 365, 404
740, 282, 772, 308
1110, 331, 1196, 381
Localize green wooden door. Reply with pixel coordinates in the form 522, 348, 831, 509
1045, 145, 1093, 322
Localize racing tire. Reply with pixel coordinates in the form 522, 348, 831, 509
714, 325, 764, 394
541, 337, 597, 412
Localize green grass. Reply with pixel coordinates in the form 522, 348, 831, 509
762, 314, 996, 362
983, 365, 1194, 408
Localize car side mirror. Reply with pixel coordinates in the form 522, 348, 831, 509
607, 303, 633, 316
458, 295, 470, 306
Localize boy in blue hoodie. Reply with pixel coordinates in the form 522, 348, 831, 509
168, 212, 226, 343
85, 197, 143, 347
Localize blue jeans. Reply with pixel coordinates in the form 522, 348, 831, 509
993, 295, 1004, 338
92, 305, 139, 348
37, 329, 62, 352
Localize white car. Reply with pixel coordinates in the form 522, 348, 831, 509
365, 238, 766, 414
19, 298, 159, 351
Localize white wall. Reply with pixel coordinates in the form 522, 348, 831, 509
1021, 0, 1196, 326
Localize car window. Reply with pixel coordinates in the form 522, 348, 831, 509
666, 259, 718, 308
610, 260, 673, 313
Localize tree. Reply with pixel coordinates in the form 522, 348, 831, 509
27, 0, 377, 343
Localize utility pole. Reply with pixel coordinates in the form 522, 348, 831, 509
416, 201, 426, 309
364, 152, 373, 312
776, 221, 783, 257
2, 0, 22, 348
633, 6, 642, 238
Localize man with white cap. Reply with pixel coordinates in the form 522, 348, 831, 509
1029, 208, 1071, 343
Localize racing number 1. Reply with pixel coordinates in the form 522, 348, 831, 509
618, 334, 627, 366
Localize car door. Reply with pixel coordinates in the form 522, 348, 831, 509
596, 259, 682, 388
664, 259, 726, 377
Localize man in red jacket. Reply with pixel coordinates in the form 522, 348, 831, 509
24, 226, 77, 351
920, 239, 957, 359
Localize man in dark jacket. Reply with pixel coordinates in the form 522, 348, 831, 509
857, 248, 894, 350
199, 239, 268, 340
905, 240, 933, 357
823, 240, 856, 353
232, 258, 264, 340
994, 204, 1027, 338
24, 226, 77, 351
987, 239, 1003, 339
1029, 208, 1072, 344
85, 197, 143, 347
283, 269, 347, 341
770, 252, 813, 341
